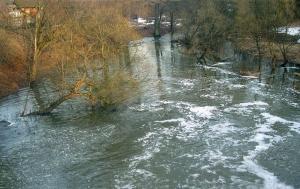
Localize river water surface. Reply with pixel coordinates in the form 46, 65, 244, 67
1, 35, 300, 189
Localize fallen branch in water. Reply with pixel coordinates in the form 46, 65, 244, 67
22, 77, 88, 116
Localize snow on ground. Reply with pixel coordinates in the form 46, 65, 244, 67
278, 27, 300, 43
137, 17, 147, 24
278, 27, 300, 36
132, 17, 182, 28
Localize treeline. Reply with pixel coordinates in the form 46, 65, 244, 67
173, 0, 300, 65
0, 0, 141, 115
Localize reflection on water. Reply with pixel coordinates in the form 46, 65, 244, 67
0, 35, 300, 189
155, 38, 162, 78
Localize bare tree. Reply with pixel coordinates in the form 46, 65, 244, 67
23, 1, 140, 115
180, 0, 228, 63
271, 0, 298, 66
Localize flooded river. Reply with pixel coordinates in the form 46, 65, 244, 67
1, 35, 300, 189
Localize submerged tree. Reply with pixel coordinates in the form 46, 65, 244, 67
235, 0, 267, 57
23, 1, 140, 115
180, 0, 228, 63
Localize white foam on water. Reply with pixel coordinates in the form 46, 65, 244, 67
238, 101, 269, 107
224, 101, 268, 115
214, 67, 239, 76
202, 94, 218, 100
201, 65, 239, 76
134, 169, 155, 178
173, 101, 194, 113
178, 79, 195, 88
129, 102, 164, 112
130, 101, 216, 171
159, 100, 175, 105
202, 93, 233, 103
261, 113, 300, 134
209, 122, 239, 135
130, 132, 162, 167
190, 106, 218, 119
229, 84, 246, 89
115, 183, 134, 189
211, 62, 232, 66
207, 149, 229, 167
243, 157, 293, 189
177, 120, 206, 140
239, 112, 300, 189
155, 118, 185, 123
7, 121, 15, 127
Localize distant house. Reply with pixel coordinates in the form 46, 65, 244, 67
6, 1, 22, 26
7, 3, 22, 18
7, 0, 39, 26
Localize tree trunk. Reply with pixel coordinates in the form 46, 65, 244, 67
30, 8, 42, 83
26, 93, 80, 116
170, 11, 174, 34
30, 22, 39, 83
197, 48, 207, 65
279, 44, 289, 67
24, 77, 87, 116
255, 35, 261, 57
154, 3, 161, 38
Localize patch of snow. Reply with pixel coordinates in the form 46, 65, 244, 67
278, 27, 300, 36
137, 17, 147, 24
241, 75, 259, 79
146, 20, 155, 25
161, 21, 171, 26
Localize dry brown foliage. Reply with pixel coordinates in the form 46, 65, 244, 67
21, 1, 141, 114
0, 29, 28, 97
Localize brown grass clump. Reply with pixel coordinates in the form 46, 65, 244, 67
0, 29, 28, 97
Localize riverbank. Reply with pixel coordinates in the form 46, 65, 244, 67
235, 38, 300, 65
0, 29, 28, 98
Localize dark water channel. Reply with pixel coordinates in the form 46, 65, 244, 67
1, 35, 300, 189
